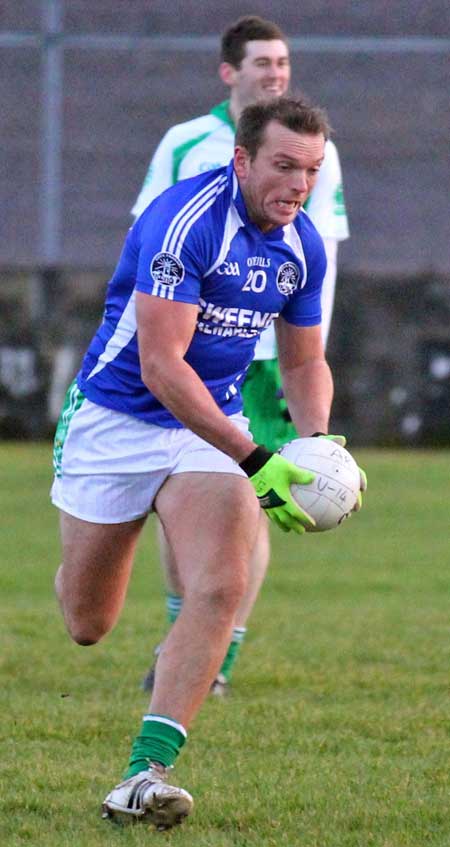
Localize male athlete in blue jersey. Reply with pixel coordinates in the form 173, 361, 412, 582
51, 98, 365, 830
74, 163, 325, 428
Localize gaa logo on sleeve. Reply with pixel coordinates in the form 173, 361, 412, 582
276, 261, 302, 295
150, 252, 185, 287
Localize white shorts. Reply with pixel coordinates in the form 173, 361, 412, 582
51, 396, 250, 524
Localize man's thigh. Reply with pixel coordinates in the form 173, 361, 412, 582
155, 472, 260, 596
58, 511, 147, 622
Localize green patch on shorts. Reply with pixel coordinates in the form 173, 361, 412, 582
242, 359, 296, 453
53, 380, 85, 477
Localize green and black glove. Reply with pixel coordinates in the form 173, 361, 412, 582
240, 446, 315, 534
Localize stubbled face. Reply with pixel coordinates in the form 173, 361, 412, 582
235, 120, 325, 232
231, 40, 290, 111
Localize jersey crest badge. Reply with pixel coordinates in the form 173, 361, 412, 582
276, 262, 301, 295
150, 252, 185, 287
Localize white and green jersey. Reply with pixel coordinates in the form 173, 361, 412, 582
132, 102, 236, 218
132, 99, 349, 356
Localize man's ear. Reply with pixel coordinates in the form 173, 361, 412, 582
219, 62, 237, 88
234, 145, 250, 179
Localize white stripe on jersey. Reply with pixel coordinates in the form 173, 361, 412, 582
283, 218, 308, 289
86, 290, 137, 380
162, 172, 226, 252
174, 181, 228, 256
151, 281, 176, 300
225, 371, 245, 401
232, 171, 239, 199
164, 174, 228, 255
226, 383, 238, 398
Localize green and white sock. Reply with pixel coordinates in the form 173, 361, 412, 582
219, 626, 247, 682
124, 714, 187, 779
166, 593, 183, 624
163, 595, 246, 682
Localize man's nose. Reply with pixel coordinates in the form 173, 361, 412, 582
268, 62, 282, 76
291, 171, 308, 193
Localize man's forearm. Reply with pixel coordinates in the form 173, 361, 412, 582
281, 358, 334, 437
141, 355, 255, 463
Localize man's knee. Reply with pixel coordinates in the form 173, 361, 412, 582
192, 569, 248, 619
64, 614, 111, 646
70, 631, 99, 647
55, 567, 113, 646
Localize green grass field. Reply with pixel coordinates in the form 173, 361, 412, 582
1, 443, 450, 846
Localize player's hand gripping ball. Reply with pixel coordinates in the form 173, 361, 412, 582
279, 436, 366, 532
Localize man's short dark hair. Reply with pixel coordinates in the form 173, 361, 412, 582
221, 15, 287, 68
235, 97, 331, 160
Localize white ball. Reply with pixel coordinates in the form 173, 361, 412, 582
279, 437, 360, 532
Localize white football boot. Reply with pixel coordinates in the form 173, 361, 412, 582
102, 762, 193, 830
210, 672, 229, 697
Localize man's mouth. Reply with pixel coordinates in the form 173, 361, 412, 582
276, 200, 298, 210
263, 84, 284, 94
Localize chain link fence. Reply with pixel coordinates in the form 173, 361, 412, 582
1, 1, 449, 442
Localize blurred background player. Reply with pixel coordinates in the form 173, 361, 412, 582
132, 15, 349, 695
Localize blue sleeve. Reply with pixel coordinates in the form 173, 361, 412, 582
281, 214, 327, 327
134, 189, 205, 305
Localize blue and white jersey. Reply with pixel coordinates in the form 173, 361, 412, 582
78, 161, 326, 427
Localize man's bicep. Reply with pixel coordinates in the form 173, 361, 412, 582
136, 292, 199, 360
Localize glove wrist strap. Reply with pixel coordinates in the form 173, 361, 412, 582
239, 446, 273, 477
